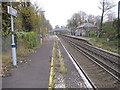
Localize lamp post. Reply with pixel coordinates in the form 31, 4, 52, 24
39, 10, 45, 45
118, 1, 120, 20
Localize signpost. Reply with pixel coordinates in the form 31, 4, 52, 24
8, 6, 17, 17
8, 1, 17, 66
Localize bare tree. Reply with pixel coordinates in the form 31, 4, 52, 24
95, 15, 101, 29
87, 14, 95, 24
67, 11, 87, 28
98, 0, 116, 37
107, 12, 116, 22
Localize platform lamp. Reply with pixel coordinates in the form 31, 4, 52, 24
39, 10, 45, 45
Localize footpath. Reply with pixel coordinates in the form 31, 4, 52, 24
2, 36, 54, 88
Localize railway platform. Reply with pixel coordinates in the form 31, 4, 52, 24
2, 35, 93, 89
2, 35, 119, 89
2, 36, 54, 88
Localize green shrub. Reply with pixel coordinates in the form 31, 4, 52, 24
17, 32, 37, 49
23, 32, 36, 49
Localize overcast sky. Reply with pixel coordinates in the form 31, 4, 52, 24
31, 0, 119, 28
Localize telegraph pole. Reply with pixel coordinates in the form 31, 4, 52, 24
118, 1, 120, 20
118, 1, 120, 38
9, 0, 17, 66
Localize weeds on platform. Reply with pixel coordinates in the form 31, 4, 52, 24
58, 49, 67, 75
48, 38, 57, 88
54, 38, 67, 75
2, 53, 12, 77
53, 36, 67, 88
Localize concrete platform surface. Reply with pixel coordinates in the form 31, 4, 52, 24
2, 36, 54, 88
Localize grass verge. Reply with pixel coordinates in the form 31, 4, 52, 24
83, 37, 119, 54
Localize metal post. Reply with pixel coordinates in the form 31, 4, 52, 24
118, 1, 120, 21
10, 1, 17, 66
40, 34, 42, 45
118, 1, 120, 38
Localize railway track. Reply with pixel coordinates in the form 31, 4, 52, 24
59, 35, 120, 88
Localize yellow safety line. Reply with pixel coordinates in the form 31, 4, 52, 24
48, 40, 55, 89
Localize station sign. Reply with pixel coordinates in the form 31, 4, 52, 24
7, 6, 17, 17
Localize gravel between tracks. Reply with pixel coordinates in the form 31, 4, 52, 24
59, 36, 120, 88
54, 36, 88, 88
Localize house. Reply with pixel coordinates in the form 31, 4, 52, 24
76, 22, 97, 36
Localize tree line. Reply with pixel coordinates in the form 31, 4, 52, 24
1, 0, 52, 37
67, 11, 101, 30
66, 0, 120, 39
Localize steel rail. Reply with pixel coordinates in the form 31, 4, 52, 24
64, 35, 120, 59
62, 35, 120, 81
63, 35, 120, 70
59, 38, 96, 89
